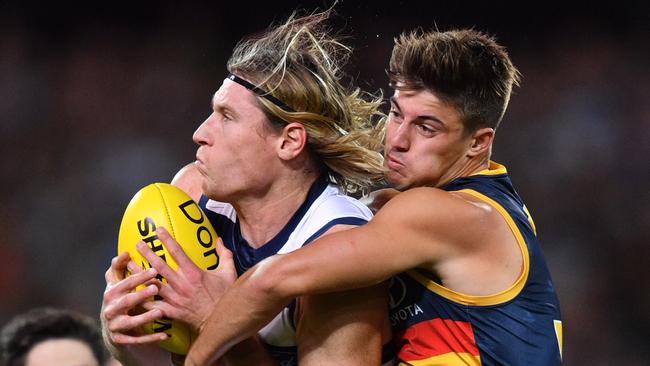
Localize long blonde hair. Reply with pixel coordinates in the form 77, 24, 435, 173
227, 10, 385, 194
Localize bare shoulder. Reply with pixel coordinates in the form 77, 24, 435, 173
374, 186, 462, 219
378, 186, 490, 219
171, 163, 203, 202
371, 187, 497, 254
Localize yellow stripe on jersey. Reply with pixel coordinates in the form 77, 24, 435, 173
554, 320, 563, 359
522, 205, 537, 235
469, 161, 507, 176
406, 188, 530, 306
398, 352, 482, 365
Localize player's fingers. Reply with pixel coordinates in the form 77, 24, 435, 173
103, 284, 158, 319
142, 277, 162, 289
156, 227, 197, 270
136, 241, 179, 282
113, 251, 131, 268
107, 307, 164, 333
155, 282, 179, 301
106, 268, 158, 302
111, 331, 168, 345
214, 237, 229, 258
141, 300, 179, 319
214, 238, 234, 272
127, 260, 146, 274
105, 252, 131, 283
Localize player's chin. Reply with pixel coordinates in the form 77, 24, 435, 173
203, 184, 228, 202
195, 161, 209, 177
385, 171, 410, 191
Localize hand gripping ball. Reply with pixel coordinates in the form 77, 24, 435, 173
117, 183, 219, 354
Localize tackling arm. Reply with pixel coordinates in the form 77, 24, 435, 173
185, 188, 455, 365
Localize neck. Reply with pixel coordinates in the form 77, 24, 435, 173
438, 155, 491, 187
234, 173, 319, 248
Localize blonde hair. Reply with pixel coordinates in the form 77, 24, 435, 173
227, 10, 385, 194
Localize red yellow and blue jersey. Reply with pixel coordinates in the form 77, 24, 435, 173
389, 161, 562, 365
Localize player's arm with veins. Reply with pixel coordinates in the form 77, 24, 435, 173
185, 187, 463, 366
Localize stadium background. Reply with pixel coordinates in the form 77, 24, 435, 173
1, 1, 648, 364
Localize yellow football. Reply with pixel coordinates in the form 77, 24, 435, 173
117, 182, 219, 355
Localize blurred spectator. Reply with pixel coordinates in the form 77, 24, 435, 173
0, 307, 109, 366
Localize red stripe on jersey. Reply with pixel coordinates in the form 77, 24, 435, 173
396, 318, 479, 361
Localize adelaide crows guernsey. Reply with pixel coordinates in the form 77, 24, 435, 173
199, 176, 373, 365
389, 162, 562, 365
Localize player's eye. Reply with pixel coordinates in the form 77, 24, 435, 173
389, 109, 402, 121
417, 123, 435, 136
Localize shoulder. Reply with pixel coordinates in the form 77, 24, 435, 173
371, 187, 496, 253
310, 185, 373, 221
171, 163, 203, 202
377, 186, 488, 220
374, 187, 460, 219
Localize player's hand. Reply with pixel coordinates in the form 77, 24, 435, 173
137, 227, 238, 334
101, 251, 168, 346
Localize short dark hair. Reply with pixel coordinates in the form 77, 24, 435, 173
388, 29, 521, 132
0, 308, 107, 366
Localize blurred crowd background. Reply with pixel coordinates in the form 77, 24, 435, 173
1, 1, 648, 364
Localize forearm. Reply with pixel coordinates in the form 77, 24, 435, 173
185, 261, 289, 365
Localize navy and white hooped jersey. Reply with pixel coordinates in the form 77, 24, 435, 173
198, 176, 372, 365
389, 161, 562, 366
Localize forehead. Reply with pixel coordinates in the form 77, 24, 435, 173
26, 339, 98, 366
391, 88, 449, 111
212, 78, 260, 111
395, 87, 463, 121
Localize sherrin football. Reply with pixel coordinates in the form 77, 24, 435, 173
117, 183, 219, 355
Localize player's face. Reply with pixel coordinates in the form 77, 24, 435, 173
384, 88, 472, 190
26, 339, 99, 366
193, 78, 281, 202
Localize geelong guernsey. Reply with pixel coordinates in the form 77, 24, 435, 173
389, 162, 562, 366
199, 176, 372, 365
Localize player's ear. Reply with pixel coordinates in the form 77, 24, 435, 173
278, 122, 307, 160
467, 127, 494, 157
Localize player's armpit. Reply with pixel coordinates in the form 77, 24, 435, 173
218, 336, 277, 366
295, 282, 389, 366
